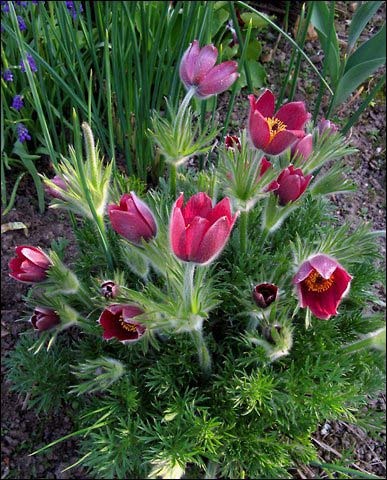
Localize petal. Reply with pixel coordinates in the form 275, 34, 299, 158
293, 260, 313, 284
292, 134, 313, 161
130, 191, 157, 237
99, 306, 133, 342
185, 217, 210, 261
249, 90, 275, 118
179, 40, 200, 86
265, 130, 298, 155
182, 192, 212, 224
196, 61, 239, 97
333, 266, 353, 299
259, 157, 272, 177
275, 101, 309, 130
195, 216, 231, 264
309, 254, 338, 279
249, 109, 271, 150
19, 246, 51, 268
298, 174, 313, 196
301, 288, 335, 319
206, 197, 233, 225
192, 44, 218, 84
170, 204, 188, 261
276, 174, 302, 204
109, 210, 154, 243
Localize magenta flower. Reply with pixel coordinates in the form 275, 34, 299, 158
98, 304, 146, 344
45, 175, 68, 199
170, 192, 237, 265
179, 40, 239, 98
293, 254, 352, 320
108, 192, 157, 245
225, 134, 241, 151
252, 283, 278, 308
9, 245, 52, 283
268, 165, 312, 205
248, 89, 309, 155
291, 134, 313, 162
30, 307, 61, 331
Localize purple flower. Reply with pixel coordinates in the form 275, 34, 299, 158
20, 54, 37, 73
16, 1, 29, 6
17, 123, 31, 142
17, 15, 27, 31
65, 1, 83, 19
1, 1, 10, 13
12, 95, 24, 111
3, 69, 13, 82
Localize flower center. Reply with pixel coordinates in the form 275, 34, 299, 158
266, 117, 287, 142
304, 269, 335, 293
118, 316, 137, 333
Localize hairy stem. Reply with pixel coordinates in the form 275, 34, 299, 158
239, 210, 248, 254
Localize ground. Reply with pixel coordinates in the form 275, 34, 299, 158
1, 2, 385, 478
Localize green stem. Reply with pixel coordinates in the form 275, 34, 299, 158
169, 163, 177, 198
239, 210, 248, 254
184, 262, 196, 311
191, 329, 212, 375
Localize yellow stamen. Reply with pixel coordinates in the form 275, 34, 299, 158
266, 117, 287, 142
118, 316, 137, 333
304, 269, 334, 293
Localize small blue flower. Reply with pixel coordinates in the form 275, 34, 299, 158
12, 95, 24, 111
17, 15, 27, 31
20, 54, 37, 73
1, 1, 10, 13
17, 123, 31, 143
65, 1, 83, 19
3, 69, 14, 82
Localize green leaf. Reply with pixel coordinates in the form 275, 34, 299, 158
246, 39, 262, 60
345, 23, 386, 73
210, 8, 229, 37
310, 1, 340, 86
246, 59, 266, 88
240, 12, 268, 29
347, 1, 383, 52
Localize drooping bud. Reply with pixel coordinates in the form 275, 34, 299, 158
252, 283, 278, 308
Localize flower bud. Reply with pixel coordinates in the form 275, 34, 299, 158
30, 307, 61, 331
100, 280, 120, 299
45, 175, 68, 199
318, 118, 338, 136
9, 245, 52, 283
252, 283, 278, 308
225, 134, 241, 151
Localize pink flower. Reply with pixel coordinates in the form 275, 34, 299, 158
225, 134, 241, 151
248, 89, 309, 155
30, 307, 61, 331
293, 254, 352, 320
252, 283, 278, 308
9, 246, 52, 283
269, 165, 312, 205
179, 40, 239, 98
98, 304, 146, 343
45, 175, 68, 199
170, 192, 237, 264
291, 134, 313, 161
318, 118, 338, 136
108, 192, 157, 244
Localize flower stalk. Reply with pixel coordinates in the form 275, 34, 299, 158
239, 210, 248, 254
190, 328, 211, 376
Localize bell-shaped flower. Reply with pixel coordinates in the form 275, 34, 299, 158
179, 40, 239, 98
9, 245, 52, 283
252, 283, 278, 308
293, 254, 352, 320
170, 192, 237, 265
30, 307, 61, 331
98, 304, 146, 344
248, 89, 309, 155
318, 118, 338, 136
44, 175, 68, 200
269, 165, 312, 206
290, 134, 313, 162
108, 192, 157, 245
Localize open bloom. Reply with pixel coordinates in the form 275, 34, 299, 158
30, 307, 61, 331
9, 245, 52, 283
108, 192, 157, 244
98, 304, 146, 343
45, 175, 68, 199
248, 89, 309, 155
179, 40, 239, 98
269, 165, 312, 205
252, 283, 278, 308
170, 192, 237, 264
293, 254, 352, 320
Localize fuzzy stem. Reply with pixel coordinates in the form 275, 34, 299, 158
177, 87, 196, 126
191, 329, 212, 375
169, 163, 177, 198
184, 262, 196, 311
239, 210, 248, 254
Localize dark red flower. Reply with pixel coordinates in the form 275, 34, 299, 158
170, 192, 237, 264
98, 304, 146, 343
9, 245, 52, 283
108, 192, 157, 244
30, 307, 61, 331
248, 89, 309, 155
293, 254, 352, 320
225, 134, 241, 151
179, 40, 239, 98
268, 165, 312, 205
252, 283, 278, 308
